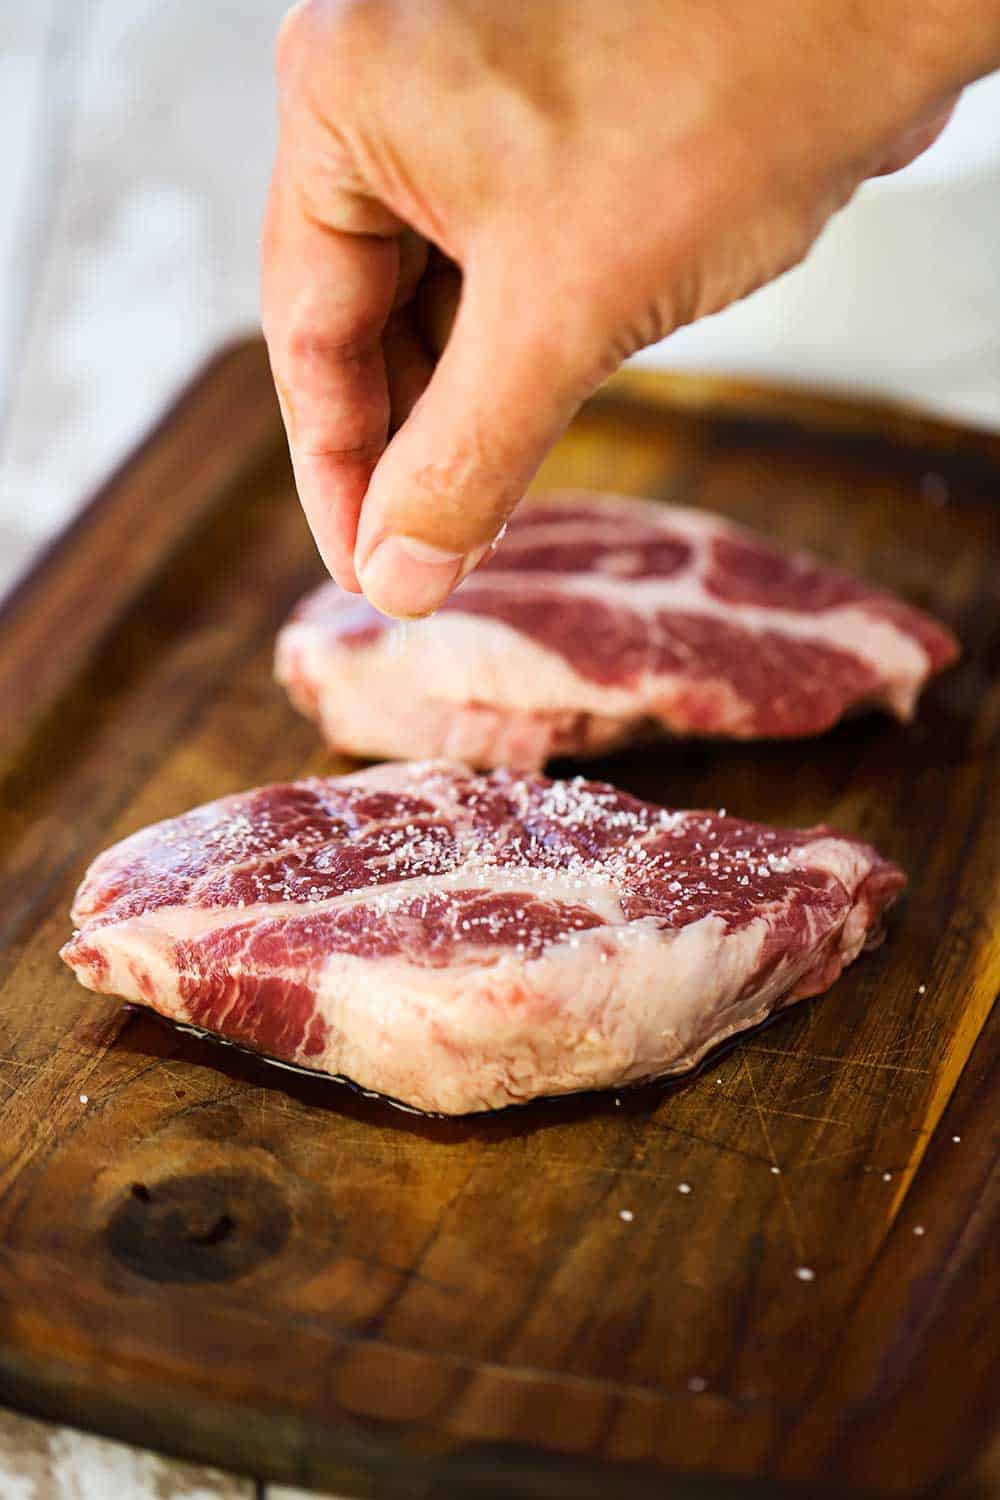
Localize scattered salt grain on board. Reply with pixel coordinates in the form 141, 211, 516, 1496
882, 1172, 892, 1182
687, 1377, 708, 1393
918, 984, 926, 994
619, 1209, 634, 1223
677, 1183, 692, 1195
953, 1135, 962, 1142
79, 1093, 89, 1104
794, 1267, 815, 1282
914, 1226, 925, 1236
770, 1166, 781, 1175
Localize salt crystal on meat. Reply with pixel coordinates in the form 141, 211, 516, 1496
62, 762, 906, 1115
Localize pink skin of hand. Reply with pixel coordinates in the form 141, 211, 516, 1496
261, 0, 996, 619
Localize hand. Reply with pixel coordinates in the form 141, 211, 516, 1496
262, 0, 997, 617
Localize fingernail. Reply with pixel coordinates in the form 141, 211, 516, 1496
357, 535, 467, 618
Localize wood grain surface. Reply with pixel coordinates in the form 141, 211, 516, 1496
0, 340, 997, 1499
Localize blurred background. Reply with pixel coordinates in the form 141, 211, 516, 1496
2, 0, 999, 604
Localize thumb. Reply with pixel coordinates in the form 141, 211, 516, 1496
353, 254, 602, 618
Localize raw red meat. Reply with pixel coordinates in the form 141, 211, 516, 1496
271, 492, 953, 774
62, 762, 905, 1114
275, 491, 957, 769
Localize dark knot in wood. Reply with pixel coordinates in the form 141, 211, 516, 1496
105, 1170, 290, 1284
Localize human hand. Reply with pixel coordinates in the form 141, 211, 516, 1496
262, 0, 996, 617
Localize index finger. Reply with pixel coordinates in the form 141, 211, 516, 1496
261, 158, 399, 590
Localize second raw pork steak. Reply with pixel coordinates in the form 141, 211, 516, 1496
276, 491, 957, 769
62, 762, 905, 1114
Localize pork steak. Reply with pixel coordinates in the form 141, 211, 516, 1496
62, 762, 905, 1114
276, 491, 958, 769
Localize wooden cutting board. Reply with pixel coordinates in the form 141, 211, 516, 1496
1, 340, 998, 1500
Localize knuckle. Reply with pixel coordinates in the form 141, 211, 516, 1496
275, 2, 316, 88
277, 0, 389, 95
280, 317, 383, 377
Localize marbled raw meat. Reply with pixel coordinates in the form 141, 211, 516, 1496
275, 491, 957, 769
61, 762, 905, 1114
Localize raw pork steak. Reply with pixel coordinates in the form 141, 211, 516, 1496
62, 762, 905, 1114
276, 491, 957, 769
